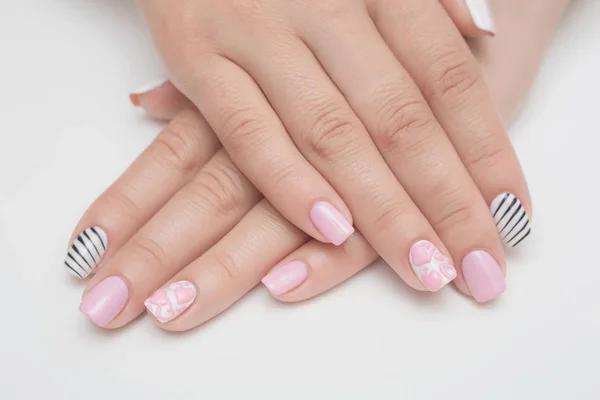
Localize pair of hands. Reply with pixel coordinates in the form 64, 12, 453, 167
68, 0, 562, 330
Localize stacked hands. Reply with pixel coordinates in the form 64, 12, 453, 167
66, 0, 547, 330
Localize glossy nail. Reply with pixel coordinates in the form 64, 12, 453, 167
465, 0, 496, 35
64, 227, 108, 279
462, 250, 505, 303
145, 281, 197, 323
409, 240, 457, 292
261, 261, 308, 296
491, 193, 531, 248
310, 201, 354, 246
79, 276, 129, 327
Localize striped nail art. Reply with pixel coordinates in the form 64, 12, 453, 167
64, 227, 108, 279
491, 193, 531, 248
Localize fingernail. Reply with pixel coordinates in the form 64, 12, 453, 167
145, 281, 197, 323
64, 227, 108, 279
129, 78, 168, 107
462, 250, 505, 303
261, 261, 308, 296
490, 193, 531, 248
310, 201, 354, 246
79, 276, 129, 327
409, 240, 457, 292
465, 0, 496, 35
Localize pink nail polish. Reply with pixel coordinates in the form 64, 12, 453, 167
462, 250, 506, 303
79, 276, 129, 327
261, 261, 308, 296
310, 201, 354, 246
409, 240, 457, 292
145, 281, 197, 323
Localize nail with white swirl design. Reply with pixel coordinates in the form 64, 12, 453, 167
145, 281, 197, 323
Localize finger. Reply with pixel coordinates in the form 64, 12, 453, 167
65, 110, 220, 279
79, 150, 261, 328
226, 30, 457, 292
174, 55, 355, 246
372, 0, 528, 300
376, 0, 532, 249
126, 2, 496, 121
261, 232, 378, 302
301, 5, 504, 301
144, 200, 308, 330
439, 0, 496, 37
129, 79, 193, 121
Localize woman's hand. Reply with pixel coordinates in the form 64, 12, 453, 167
70, 0, 570, 329
125, 0, 533, 298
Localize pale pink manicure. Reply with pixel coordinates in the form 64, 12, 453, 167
409, 240, 457, 292
310, 201, 354, 246
462, 250, 505, 303
261, 261, 308, 296
79, 276, 129, 327
145, 281, 196, 323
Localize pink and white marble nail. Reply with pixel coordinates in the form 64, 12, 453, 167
144, 281, 196, 323
409, 240, 457, 292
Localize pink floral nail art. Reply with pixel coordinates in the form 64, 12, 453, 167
409, 240, 457, 292
144, 281, 196, 323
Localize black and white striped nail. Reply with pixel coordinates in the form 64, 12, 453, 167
64, 227, 108, 279
491, 193, 531, 248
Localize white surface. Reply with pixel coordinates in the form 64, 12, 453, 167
1, 1, 599, 399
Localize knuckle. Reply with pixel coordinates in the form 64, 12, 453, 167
371, 195, 411, 230
466, 138, 509, 172
304, 104, 361, 161
268, 160, 301, 189
107, 190, 144, 219
374, 89, 435, 149
213, 252, 241, 281
425, 51, 481, 101
431, 188, 479, 231
127, 237, 167, 271
220, 107, 269, 153
151, 114, 203, 173
189, 161, 248, 217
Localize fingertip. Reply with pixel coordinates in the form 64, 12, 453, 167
128, 79, 192, 121
261, 261, 309, 297
129, 93, 140, 107
440, 0, 496, 38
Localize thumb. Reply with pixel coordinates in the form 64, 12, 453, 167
129, 79, 193, 121
440, 0, 496, 37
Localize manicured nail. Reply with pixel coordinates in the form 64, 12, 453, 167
462, 250, 505, 303
79, 276, 129, 327
409, 240, 457, 292
310, 201, 354, 246
490, 193, 531, 248
129, 78, 168, 107
261, 261, 308, 296
465, 0, 496, 35
64, 227, 108, 279
145, 281, 197, 323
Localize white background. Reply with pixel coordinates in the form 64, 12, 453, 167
1, 1, 599, 399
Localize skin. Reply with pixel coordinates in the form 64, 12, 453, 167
76, 0, 570, 331
129, 0, 535, 292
